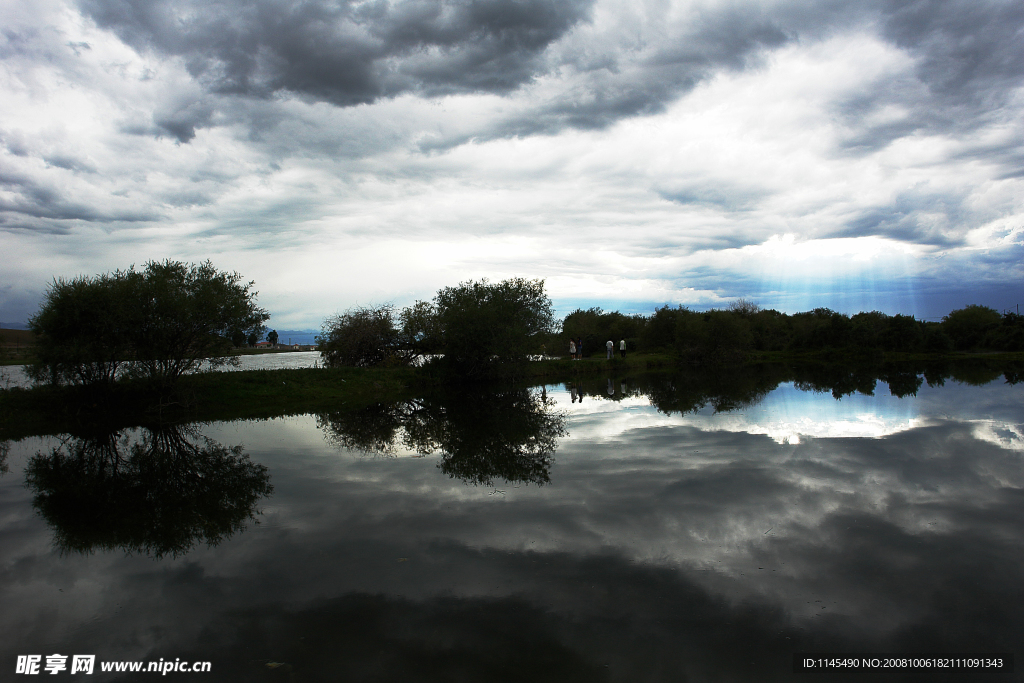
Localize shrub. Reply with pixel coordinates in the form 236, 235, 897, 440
431, 278, 554, 378
29, 260, 269, 388
318, 304, 414, 368
942, 305, 1001, 351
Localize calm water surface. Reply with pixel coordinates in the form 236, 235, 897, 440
0, 351, 323, 389
1, 370, 1021, 681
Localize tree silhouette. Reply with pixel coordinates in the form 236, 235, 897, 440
26, 425, 273, 559
317, 387, 566, 487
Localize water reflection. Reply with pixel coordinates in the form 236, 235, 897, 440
567, 361, 1021, 415
25, 425, 273, 558
1, 365, 1022, 681
317, 387, 566, 486
558, 361, 1024, 449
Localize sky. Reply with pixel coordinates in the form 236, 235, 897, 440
1, 0, 1023, 330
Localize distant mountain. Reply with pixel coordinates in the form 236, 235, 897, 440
270, 330, 319, 346
0, 322, 30, 330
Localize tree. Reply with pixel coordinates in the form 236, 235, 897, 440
28, 269, 143, 387
318, 303, 414, 367
942, 305, 1001, 351
268, 330, 279, 346
128, 261, 270, 385
430, 278, 554, 378
399, 300, 443, 355
29, 260, 269, 388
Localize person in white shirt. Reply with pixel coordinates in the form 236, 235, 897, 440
619, 339, 626, 358
606, 339, 613, 359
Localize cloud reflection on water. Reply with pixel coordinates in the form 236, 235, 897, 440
0, 367, 1021, 680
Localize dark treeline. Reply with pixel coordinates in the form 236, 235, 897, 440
559, 301, 1024, 360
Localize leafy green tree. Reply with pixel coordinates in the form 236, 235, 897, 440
399, 300, 443, 355
247, 332, 258, 347
942, 305, 1001, 351
318, 303, 414, 367
988, 311, 1024, 351
29, 260, 269, 388
562, 307, 644, 357
430, 278, 554, 378
28, 269, 143, 387
749, 309, 790, 351
231, 330, 247, 348
268, 329, 279, 346
128, 261, 269, 385
881, 314, 923, 352
640, 305, 686, 351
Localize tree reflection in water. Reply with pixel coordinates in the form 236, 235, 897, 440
26, 425, 273, 559
317, 387, 567, 486
569, 358, 1024, 414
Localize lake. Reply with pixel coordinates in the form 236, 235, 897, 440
0, 351, 324, 390
1, 365, 1021, 681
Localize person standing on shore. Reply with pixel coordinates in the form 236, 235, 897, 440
606, 339, 613, 359
619, 339, 626, 358
569, 339, 576, 360
577, 337, 583, 359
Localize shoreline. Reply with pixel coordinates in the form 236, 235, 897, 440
2, 351, 1022, 441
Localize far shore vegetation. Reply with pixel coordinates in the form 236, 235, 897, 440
3, 260, 1023, 438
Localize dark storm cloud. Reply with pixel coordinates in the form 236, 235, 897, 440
73, 0, 1024, 158
79, 0, 594, 109
825, 0, 1024, 166
420, 7, 793, 148
878, 0, 1024, 108
153, 96, 216, 143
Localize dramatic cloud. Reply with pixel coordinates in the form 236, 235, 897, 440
80, 0, 595, 110
1, 0, 1022, 327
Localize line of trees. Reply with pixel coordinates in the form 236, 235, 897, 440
24, 257, 1022, 394
559, 302, 1024, 360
